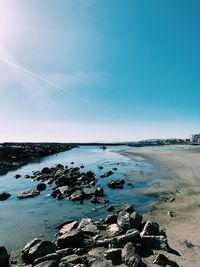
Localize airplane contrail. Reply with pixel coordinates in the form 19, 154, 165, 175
0, 56, 118, 118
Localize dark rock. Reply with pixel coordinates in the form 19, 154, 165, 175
108, 179, 125, 189
95, 187, 105, 197
57, 229, 84, 248
17, 189, 40, 199
131, 211, 143, 229
41, 167, 52, 174
122, 242, 142, 267
141, 220, 159, 236
22, 238, 41, 263
104, 248, 122, 265
153, 254, 169, 266
82, 188, 95, 198
0, 246, 9, 267
34, 260, 58, 267
15, 174, 21, 179
104, 214, 117, 225
85, 171, 95, 178
141, 235, 169, 250
100, 171, 114, 178
56, 248, 73, 258
123, 203, 135, 213
90, 259, 113, 267
107, 205, 114, 212
117, 211, 132, 230
0, 192, 11, 201
34, 253, 60, 265
37, 183, 47, 191
112, 168, 117, 171
60, 254, 82, 264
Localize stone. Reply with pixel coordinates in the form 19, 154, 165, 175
0, 192, 11, 201
82, 188, 95, 198
106, 224, 121, 237
57, 229, 84, 248
141, 235, 169, 250
60, 254, 81, 264
56, 248, 73, 258
122, 242, 141, 267
153, 254, 169, 266
27, 241, 56, 263
123, 203, 135, 213
90, 259, 114, 267
34, 253, 60, 265
34, 260, 58, 267
78, 218, 99, 236
100, 171, 114, 178
14, 174, 21, 179
41, 167, 52, 174
22, 238, 42, 263
141, 220, 159, 236
107, 205, 114, 212
131, 212, 143, 229
17, 189, 40, 199
104, 248, 122, 265
37, 183, 47, 191
59, 221, 78, 235
108, 180, 125, 189
0, 246, 9, 267
104, 214, 117, 224
117, 211, 132, 230
116, 230, 140, 247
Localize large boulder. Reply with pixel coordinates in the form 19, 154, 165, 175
17, 189, 40, 199
22, 238, 41, 263
117, 211, 132, 230
0, 192, 11, 201
34, 253, 60, 265
0, 246, 9, 267
37, 183, 47, 191
141, 235, 169, 250
106, 224, 121, 237
26, 241, 56, 263
57, 229, 84, 248
122, 242, 142, 267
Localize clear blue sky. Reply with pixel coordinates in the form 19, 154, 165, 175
0, 0, 199, 142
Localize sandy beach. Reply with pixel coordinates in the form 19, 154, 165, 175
121, 148, 200, 266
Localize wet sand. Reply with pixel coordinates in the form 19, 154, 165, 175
122, 149, 200, 267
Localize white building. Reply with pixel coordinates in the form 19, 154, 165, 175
190, 133, 200, 144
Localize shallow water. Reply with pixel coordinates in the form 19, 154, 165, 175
0, 146, 157, 252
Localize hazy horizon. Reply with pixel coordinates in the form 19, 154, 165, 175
0, 0, 199, 142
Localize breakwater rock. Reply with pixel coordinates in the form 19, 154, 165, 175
6, 203, 179, 267
0, 143, 76, 175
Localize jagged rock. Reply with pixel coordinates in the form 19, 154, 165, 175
59, 221, 78, 235
37, 183, 47, 191
104, 248, 122, 265
57, 229, 84, 248
17, 189, 40, 199
122, 242, 142, 267
34, 260, 58, 267
34, 253, 60, 265
0, 246, 9, 267
117, 211, 132, 230
0, 192, 11, 201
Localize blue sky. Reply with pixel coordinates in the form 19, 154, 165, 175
0, 0, 199, 142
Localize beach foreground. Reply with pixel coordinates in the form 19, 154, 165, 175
122, 148, 200, 267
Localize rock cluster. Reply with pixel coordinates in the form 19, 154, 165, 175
6, 203, 178, 267
0, 143, 76, 175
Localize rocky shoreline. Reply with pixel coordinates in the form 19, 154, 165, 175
0, 143, 76, 175
1, 202, 179, 267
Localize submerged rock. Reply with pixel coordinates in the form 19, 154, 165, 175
17, 189, 40, 199
0, 192, 11, 201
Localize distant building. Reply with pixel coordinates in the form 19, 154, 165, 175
190, 133, 200, 144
